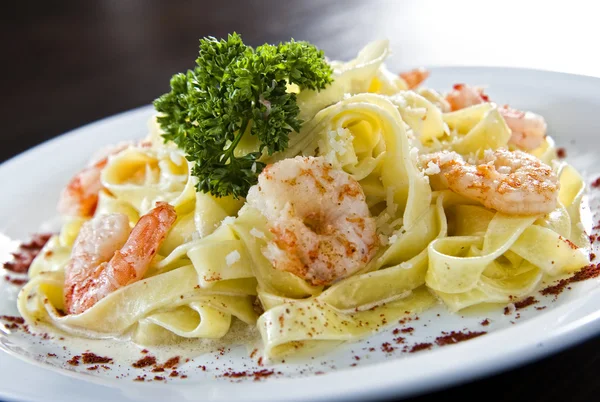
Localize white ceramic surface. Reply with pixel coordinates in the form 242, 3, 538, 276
1, 67, 600, 402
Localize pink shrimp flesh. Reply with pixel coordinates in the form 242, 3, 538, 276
63, 202, 177, 314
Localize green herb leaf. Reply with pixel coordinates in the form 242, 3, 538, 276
154, 33, 333, 198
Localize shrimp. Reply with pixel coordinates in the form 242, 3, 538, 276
421, 149, 558, 215
57, 143, 128, 218
57, 141, 153, 218
63, 202, 176, 314
445, 83, 489, 111
399, 67, 430, 89
498, 105, 547, 151
246, 156, 379, 286
445, 84, 546, 150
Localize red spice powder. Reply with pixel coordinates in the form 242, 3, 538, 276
134, 376, 145, 382
435, 331, 486, 346
222, 369, 275, 381
409, 343, 433, 353
541, 279, 570, 296
252, 369, 275, 381
223, 371, 247, 378
381, 342, 395, 353
513, 296, 538, 310
540, 264, 600, 296
3, 233, 52, 274
480, 319, 490, 326
132, 356, 156, 368
4, 277, 28, 286
47, 353, 57, 357
393, 337, 405, 344
557, 148, 567, 158
591, 177, 600, 188
67, 355, 81, 366
400, 327, 414, 334
87, 365, 99, 371
154, 376, 165, 381
570, 264, 600, 282
0, 316, 25, 324
169, 371, 180, 378
161, 356, 180, 369
82, 352, 113, 364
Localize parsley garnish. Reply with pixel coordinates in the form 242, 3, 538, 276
154, 33, 333, 198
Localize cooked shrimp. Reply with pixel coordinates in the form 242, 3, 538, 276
399, 67, 430, 89
445, 83, 489, 111
445, 84, 546, 150
64, 202, 176, 314
57, 143, 130, 218
246, 156, 379, 286
498, 105, 547, 151
421, 149, 558, 215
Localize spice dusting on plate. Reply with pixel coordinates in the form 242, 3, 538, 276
435, 331, 486, 346
132, 355, 156, 368
67, 355, 81, 366
222, 369, 276, 381
540, 264, 600, 296
81, 352, 113, 364
380, 342, 395, 353
161, 356, 180, 369
513, 296, 538, 310
409, 343, 432, 353
3, 233, 52, 274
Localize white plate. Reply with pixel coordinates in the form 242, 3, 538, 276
1, 67, 600, 402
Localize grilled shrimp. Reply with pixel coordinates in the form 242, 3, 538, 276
399, 68, 430, 89
445, 84, 547, 151
246, 156, 379, 286
421, 149, 558, 215
57, 143, 130, 218
498, 105, 548, 151
63, 202, 176, 314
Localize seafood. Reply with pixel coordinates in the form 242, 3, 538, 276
445, 83, 489, 111
445, 83, 546, 150
399, 68, 430, 89
421, 149, 558, 215
57, 143, 130, 217
63, 202, 177, 314
498, 105, 547, 151
246, 156, 379, 286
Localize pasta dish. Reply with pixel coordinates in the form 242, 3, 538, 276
16, 36, 590, 360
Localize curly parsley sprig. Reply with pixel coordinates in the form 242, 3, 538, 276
154, 33, 333, 198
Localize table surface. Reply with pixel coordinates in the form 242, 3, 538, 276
2, 0, 600, 400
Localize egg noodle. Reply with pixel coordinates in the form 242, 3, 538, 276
18, 40, 589, 359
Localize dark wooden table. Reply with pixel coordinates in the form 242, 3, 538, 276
2, 1, 599, 401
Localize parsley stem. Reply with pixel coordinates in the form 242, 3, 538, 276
223, 118, 250, 163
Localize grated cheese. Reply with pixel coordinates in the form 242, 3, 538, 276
250, 228, 265, 239
226, 250, 241, 266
